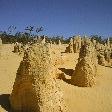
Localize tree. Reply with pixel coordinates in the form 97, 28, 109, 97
90, 35, 104, 44
109, 37, 112, 44
25, 26, 34, 35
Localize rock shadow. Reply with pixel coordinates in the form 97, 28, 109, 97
62, 78, 72, 85
58, 68, 75, 85
0, 94, 11, 112
58, 68, 74, 76
105, 65, 112, 68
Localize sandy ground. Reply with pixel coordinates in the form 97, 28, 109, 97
0, 44, 22, 112
0, 44, 112, 112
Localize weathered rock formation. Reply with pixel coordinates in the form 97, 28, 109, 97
41, 36, 46, 44
58, 40, 61, 46
65, 36, 82, 53
73, 36, 81, 53
104, 48, 111, 62
71, 39, 97, 87
0, 38, 2, 57
97, 53, 105, 66
91, 39, 96, 46
13, 42, 20, 53
50, 44, 64, 79
95, 38, 112, 67
107, 38, 110, 48
0, 38, 2, 45
65, 38, 74, 53
10, 44, 67, 112
68, 38, 74, 53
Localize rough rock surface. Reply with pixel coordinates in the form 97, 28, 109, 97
13, 42, 20, 53
97, 54, 106, 66
41, 36, 46, 44
65, 38, 74, 53
73, 36, 81, 53
10, 43, 67, 112
0, 38, 2, 45
71, 40, 97, 87
0, 38, 2, 57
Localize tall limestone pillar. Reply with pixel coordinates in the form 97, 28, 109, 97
71, 39, 98, 87
10, 44, 68, 112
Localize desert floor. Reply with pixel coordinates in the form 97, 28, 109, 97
0, 44, 112, 112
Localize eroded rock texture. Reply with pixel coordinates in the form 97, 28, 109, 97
10, 44, 67, 112
65, 38, 74, 53
0, 38, 2, 57
73, 36, 81, 53
0, 38, 2, 45
96, 38, 112, 67
71, 39, 98, 87
97, 54, 105, 66
13, 42, 20, 53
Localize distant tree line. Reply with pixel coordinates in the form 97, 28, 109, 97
0, 25, 44, 44
90, 35, 112, 44
0, 26, 112, 44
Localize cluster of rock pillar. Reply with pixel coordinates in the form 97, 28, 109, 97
95, 38, 112, 66
10, 35, 112, 111
65, 35, 81, 53
10, 43, 67, 112
71, 37, 112, 87
66, 35, 112, 67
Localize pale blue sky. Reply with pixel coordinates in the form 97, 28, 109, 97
0, 0, 112, 38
